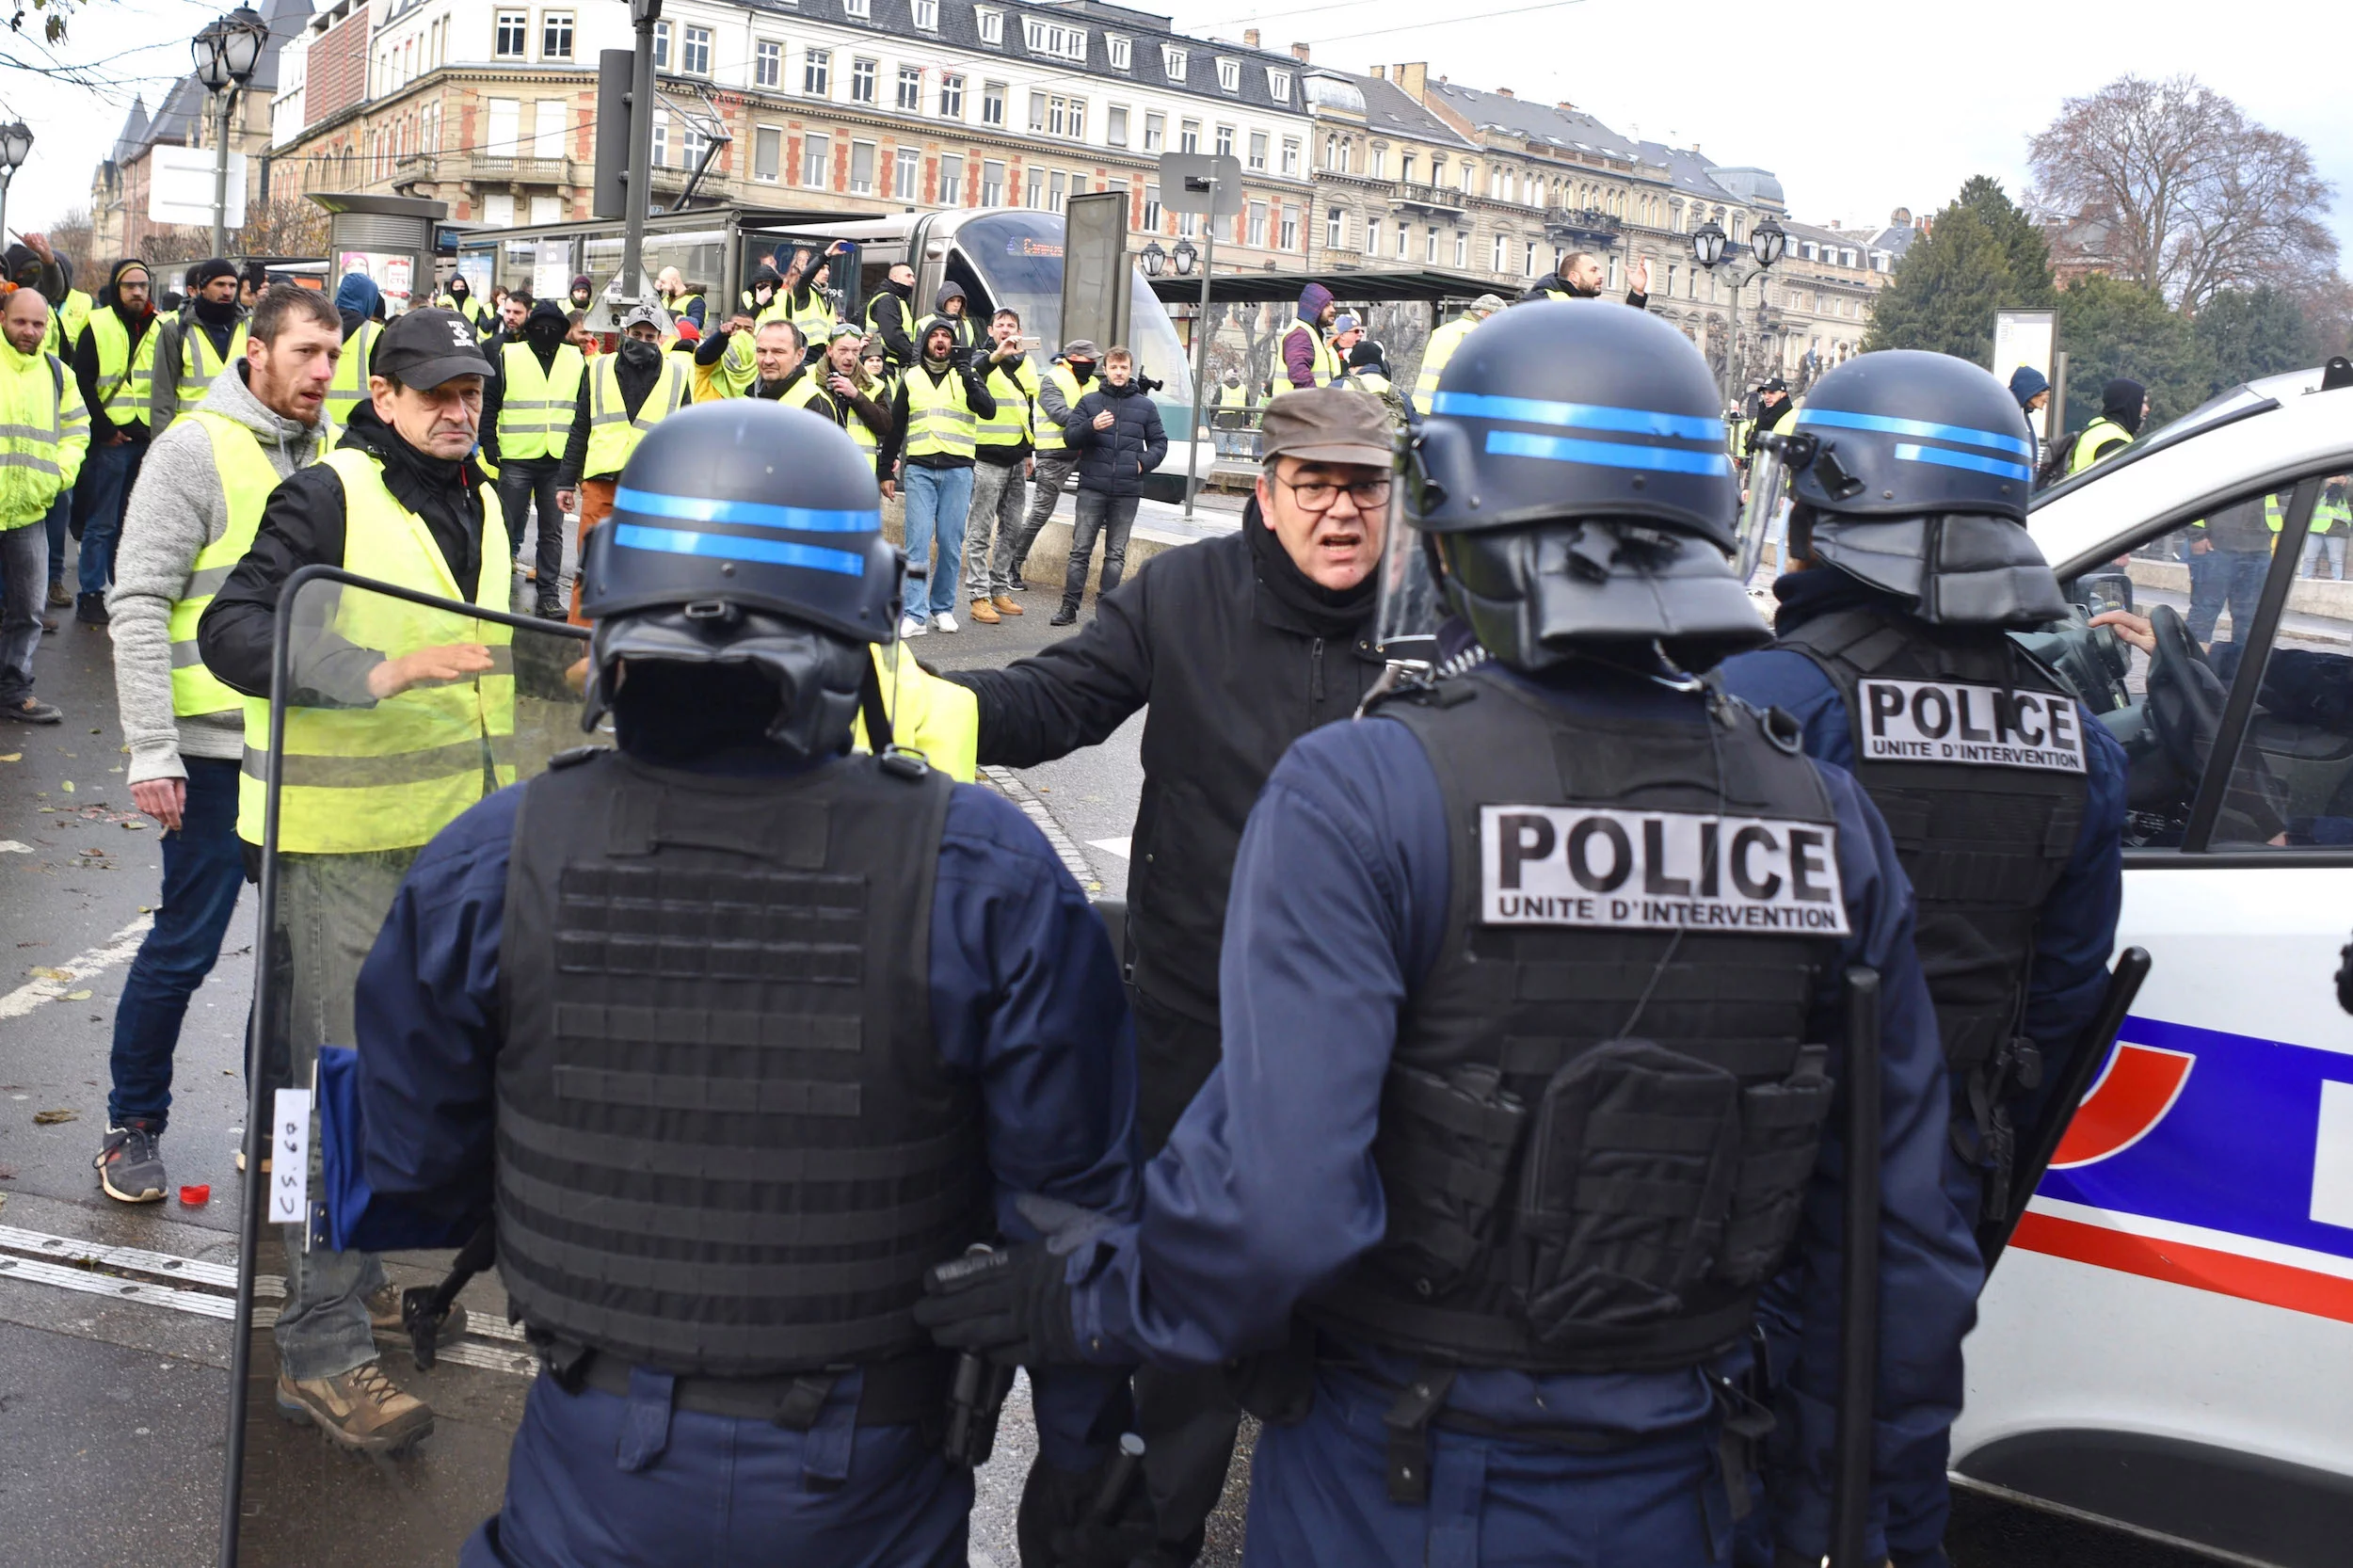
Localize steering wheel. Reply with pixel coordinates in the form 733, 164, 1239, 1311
2139, 602, 2288, 840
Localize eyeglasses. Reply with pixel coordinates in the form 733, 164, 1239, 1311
1272, 470, 1391, 513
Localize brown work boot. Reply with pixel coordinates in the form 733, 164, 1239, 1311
969, 598, 1001, 624
276, 1361, 435, 1456
365, 1282, 468, 1341
992, 595, 1024, 616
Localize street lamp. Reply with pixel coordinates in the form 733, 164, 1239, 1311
1139, 240, 1166, 279
192, 6, 269, 261
1692, 215, 1785, 410
1171, 237, 1198, 278
0, 122, 32, 244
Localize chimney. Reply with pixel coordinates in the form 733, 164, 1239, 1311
1290, 42, 1311, 62
1243, 27, 1258, 46
1370, 64, 1386, 79
1556, 101, 1577, 113
1397, 61, 1428, 100
1496, 87, 1513, 99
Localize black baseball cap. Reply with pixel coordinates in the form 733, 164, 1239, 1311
373, 308, 494, 391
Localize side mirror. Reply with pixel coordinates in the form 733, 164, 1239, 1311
2071, 569, 2135, 617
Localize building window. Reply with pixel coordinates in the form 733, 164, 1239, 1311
1108, 35, 1130, 70
897, 66, 922, 111
1028, 90, 1045, 131
1107, 105, 1128, 146
1023, 16, 1088, 62
540, 11, 571, 59
1279, 205, 1299, 250
753, 124, 782, 181
1049, 169, 1067, 212
651, 20, 668, 68
484, 192, 517, 226
681, 25, 711, 75
895, 147, 920, 200
1337, 209, 1352, 250
849, 139, 876, 194
939, 152, 963, 203
982, 81, 1006, 125
1369, 145, 1385, 179
1246, 200, 1267, 248
912, 0, 938, 30
1269, 69, 1291, 102
494, 9, 526, 57
1177, 211, 1196, 238
1214, 124, 1233, 159
1161, 44, 1185, 81
1143, 111, 1163, 152
981, 158, 1004, 204
1525, 239, 1539, 276
755, 40, 780, 88
804, 48, 830, 96
1216, 57, 1240, 92
977, 8, 1002, 44
533, 98, 565, 158
1026, 167, 1045, 209
1138, 182, 1161, 229
649, 108, 667, 167
681, 123, 709, 170
1666, 263, 1678, 297
801, 131, 831, 186
1247, 130, 1267, 170
1492, 232, 1505, 271
939, 73, 964, 117
1452, 231, 1466, 266
843, 0, 870, 16
1178, 119, 1199, 153
1281, 137, 1300, 176
850, 57, 876, 104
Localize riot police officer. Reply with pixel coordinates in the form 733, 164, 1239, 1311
915, 304, 1980, 1567
1718, 348, 2128, 1565
323, 400, 1142, 1567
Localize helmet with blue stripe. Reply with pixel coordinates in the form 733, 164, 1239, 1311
578, 400, 903, 757
1397, 300, 1766, 672
1766, 350, 2065, 626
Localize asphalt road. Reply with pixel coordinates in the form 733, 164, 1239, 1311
0, 517, 2224, 1567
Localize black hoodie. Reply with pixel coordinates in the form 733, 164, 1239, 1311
864, 275, 918, 366
75, 258, 158, 443
2100, 377, 2147, 437
481, 298, 581, 467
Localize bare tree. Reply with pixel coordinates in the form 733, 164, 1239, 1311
239, 196, 329, 258
2028, 74, 2338, 308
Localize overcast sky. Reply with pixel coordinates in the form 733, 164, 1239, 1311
0, 0, 2343, 264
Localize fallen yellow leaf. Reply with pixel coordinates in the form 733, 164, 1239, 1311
0, 753, 19, 762
32, 1109, 77, 1126
64, 990, 91, 1000
59, 781, 73, 793
27, 967, 72, 981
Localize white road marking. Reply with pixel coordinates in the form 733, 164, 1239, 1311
0, 914, 153, 1019
0, 839, 31, 854
1087, 836, 1132, 859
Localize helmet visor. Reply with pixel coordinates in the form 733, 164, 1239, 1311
1737, 433, 1797, 584
1373, 442, 1441, 662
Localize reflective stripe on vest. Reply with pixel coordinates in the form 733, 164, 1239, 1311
584, 353, 689, 478
790, 291, 836, 353
903, 366, 977, 459
975, 359, 1039, 450
169, 411, 294, 719
2067, 418, 2130, 476
0, 350, 87, 517
175, 320, 248, 406
497, 341, 587, 460
88, 310, 157, 429
1412, 313, 1481, 414
1033, 364, 1083, 454
236, 447, 516, 853
325, 319, 380, 427
1271, 318, 1338, 397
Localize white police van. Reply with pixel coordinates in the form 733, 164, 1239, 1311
1960, 360, 2353, 1566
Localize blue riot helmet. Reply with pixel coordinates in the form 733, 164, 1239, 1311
1401, 300, 1765, 672
578, 399, 903, 758
1741, 349, 2066, 626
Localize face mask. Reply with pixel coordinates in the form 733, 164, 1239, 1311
619, 338, 660, 370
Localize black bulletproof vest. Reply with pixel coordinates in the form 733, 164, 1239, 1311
1309, 667, 1848, 1373
496, 748, 989, 1377
1778, 606, 2087, 1080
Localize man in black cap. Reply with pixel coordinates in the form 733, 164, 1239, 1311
199, 306, 507, 1455
149, 258, 248, 437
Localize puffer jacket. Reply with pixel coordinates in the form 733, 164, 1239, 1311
1064, 378, 1166, 498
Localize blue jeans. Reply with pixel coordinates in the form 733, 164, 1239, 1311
461, 1372, 973, 1568
2186, 546, 2268, 646
72, 437, 145, 595
106, 758, 248, 1131
901, 464, 973, 621
43, 488, 68, 587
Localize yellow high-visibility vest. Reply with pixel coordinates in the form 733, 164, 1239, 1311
496, 340, 587, 461
583, 353, 689, 479
325, 319, 381, 431
1033, 363, 1085, 455
40, 288, 93, 360
87, 309, 159, 430
775, 372, 831, 416
902, 365, 977, 461
169, 411, 306, 719
1271, 317, 1338, 397
236, 447, 515, 852
855, 648, 978, 783
0, 344, 89, 526
975, 358, 1040, 451
170, 319, 249, 409
1412, 312, 1487, 414
789, 288, 836, 357
2068, 418, 2132, 476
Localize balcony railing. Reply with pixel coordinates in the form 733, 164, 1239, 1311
1544, 206, 1624, 242
1393, 180, 1466, 213
392, 152, 582, 188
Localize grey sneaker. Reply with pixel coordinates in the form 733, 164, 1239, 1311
276, 1362, 434, 1456
95, 1123, 167, 1203
366, 1282, 467, 1342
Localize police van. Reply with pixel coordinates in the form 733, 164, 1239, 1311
1962, 360, 2353, 1566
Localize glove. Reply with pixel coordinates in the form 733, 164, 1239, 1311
914, 1241, 1082, 1366
1016, 1452, 1160, 1568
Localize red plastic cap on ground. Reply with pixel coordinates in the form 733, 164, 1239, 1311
179, 1184, 210, 1205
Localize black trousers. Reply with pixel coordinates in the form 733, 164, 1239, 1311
496, 456, 568, 600
1129, 985, 1244, 1562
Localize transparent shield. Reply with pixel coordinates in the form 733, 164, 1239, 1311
1737, 437, 1795, 584
227, 570, 602, 1566
1373, 457, 1440, 664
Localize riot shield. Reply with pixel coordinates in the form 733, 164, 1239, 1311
222, 566, 603, 1567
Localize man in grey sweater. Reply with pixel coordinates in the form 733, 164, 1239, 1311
97, 285, 338, 1205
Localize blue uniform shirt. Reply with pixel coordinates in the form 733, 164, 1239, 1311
344, 752, 1143, 1471
1063, 663, 1982, 1559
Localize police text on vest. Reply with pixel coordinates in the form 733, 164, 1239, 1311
1480, 806, 1849, 935
1855, 679, 2086, 774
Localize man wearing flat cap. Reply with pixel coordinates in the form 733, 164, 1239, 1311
938, 386, 1396, 1565
198, 306, 511, 1457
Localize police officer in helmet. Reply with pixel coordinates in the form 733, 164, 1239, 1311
1719, 348, 2127, 1566
323, 399, 1143, 1566
915, 303, 1979, 1566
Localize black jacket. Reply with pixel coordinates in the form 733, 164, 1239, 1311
483, 300, 580, 469
558, 343, 670, 486
74, 303, 160, 444
943, 506, 1383, 1022
864, 281, 917, 366
198, 403, 493, 702
1064, 380, 1167, 498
